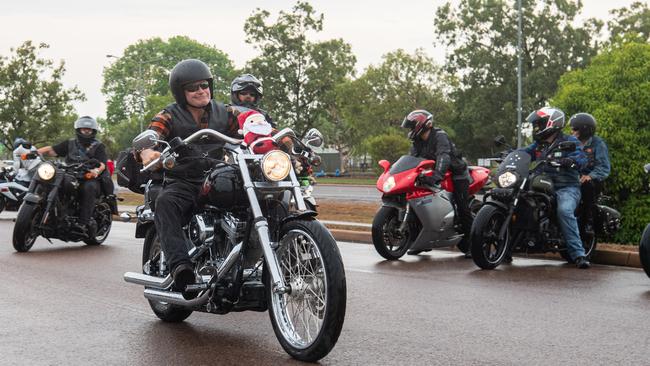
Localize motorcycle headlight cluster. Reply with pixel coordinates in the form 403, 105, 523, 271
36, 163, 56, 181
383, 176, 396, 192
261, 150, 291, 181
497, 171, 518, 188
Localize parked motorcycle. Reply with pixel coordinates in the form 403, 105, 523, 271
372, 155, 490, 260
638, 163, 650, 278
123, 128, 345, 362
470, 142, 620, 269
12, 158, 117, 252
0, 152, 41, 213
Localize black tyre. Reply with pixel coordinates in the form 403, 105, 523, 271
142, 228, 193, 322
268, 219, 346, 362
639, 224, 650, 278
84, 201, 113, 245
0, 196, 5, 214
470, 205, 510, 270
372, 206, 411, 260
12, 202, 40, 252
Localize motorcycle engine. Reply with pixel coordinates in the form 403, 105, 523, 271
187, 214, 216, 247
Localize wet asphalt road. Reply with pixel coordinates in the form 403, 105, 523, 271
1, 221, 650, 365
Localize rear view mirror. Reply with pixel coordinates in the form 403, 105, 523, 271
494, 135, 507, 147
304, 128, 324, 148
558, 141, 577, 152
132, 130, 158, 151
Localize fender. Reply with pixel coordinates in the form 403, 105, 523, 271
482, 199, 509, 211
135, 221, 154, 239
23, 193, 43, 204
381, 195, 406, 210
280, 210, 318, 226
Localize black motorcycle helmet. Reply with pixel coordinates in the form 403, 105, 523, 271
569, 113, 597, 141
13, 137, 31, 150
401, 110, 433, 140
74, 116, 99, 144
527, 107, 566, 142
230, 74, 263, 107
169, 59, 214, 107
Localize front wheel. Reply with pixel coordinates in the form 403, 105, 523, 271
12, 203, 41, 252
268, 219, 346, 362
639, 224, 650, 278
372, 206, 412, 260
470, 205, 510, 270
142, 228, 193, 322
0, 196, 6, 214
84, 201, 113, 245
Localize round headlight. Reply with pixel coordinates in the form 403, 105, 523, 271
37, 163, 56, 181
261, 151, 291, 181
383, 176, 396, 192
497, 171, 517, 188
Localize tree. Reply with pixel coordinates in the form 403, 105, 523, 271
102, 36, 235, 126
329, 49, 454, 170
552, 42, 650, 243
243, 1, 356, 138
433, 0, 602, 158
0, 41, 84, 151
608, 1, 650, 44
364, 134, 411, 174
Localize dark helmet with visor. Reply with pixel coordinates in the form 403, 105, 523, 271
230, 74, 263, 106
527, 107, 565, 142
169, 59, 214, 107
569, 113, 597, 140
74, 116, 99, 143
401, 110, 433, 140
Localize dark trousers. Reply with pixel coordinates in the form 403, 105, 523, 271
580, 180, 603, 224
452, 178, 472, 237
154, 179, 200, 272
79, 180, 100, 224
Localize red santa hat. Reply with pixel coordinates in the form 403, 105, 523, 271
237, 110, 277, 154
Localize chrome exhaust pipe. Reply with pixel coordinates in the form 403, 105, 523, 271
140, 243, 243, 308
123, 272, 173, 289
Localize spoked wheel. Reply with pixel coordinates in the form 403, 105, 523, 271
639, 224, 650, 278
269, 219, 346, 362
84, 201, 112, 245
470, 205, 510, 270
142, 228, 193, 322
12, 203, 41, 252
372, 206, 412, 260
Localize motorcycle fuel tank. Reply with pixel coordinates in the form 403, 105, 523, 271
408, 191, 462, 250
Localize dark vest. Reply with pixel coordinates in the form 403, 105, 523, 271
65, 139, 100, 165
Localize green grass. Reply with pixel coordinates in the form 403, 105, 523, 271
314, 177, 377, 185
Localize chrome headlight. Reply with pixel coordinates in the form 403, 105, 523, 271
261, 150, 291, 181
497, 171, 517, 188
37, 163, 56, 181
383, 176, 396, 192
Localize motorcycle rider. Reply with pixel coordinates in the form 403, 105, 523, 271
401, 109, 473, 256
12, 138, 37, 181
569, 113, 611, 236
138, 59, 239, 298
37, 116, 108, 236
230, 73, 275, 128
520, 107, 590, 269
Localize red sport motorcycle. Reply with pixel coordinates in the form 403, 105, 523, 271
372, 155, 490, 260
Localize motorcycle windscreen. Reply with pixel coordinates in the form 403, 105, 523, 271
388, 155, 427, 175
497, 151, 531, 178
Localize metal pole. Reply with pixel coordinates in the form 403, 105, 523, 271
516, 0, 523, 148
138, 62, 144, 133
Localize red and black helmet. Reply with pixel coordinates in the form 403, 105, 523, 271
527, 107, 565, 142
401, 110, 433, 140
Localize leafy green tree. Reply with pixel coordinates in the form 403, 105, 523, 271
102, 36, 235, 126
0, 41, 84, 151
608, 1, 650, 44
243, 1, 356, 138
434, 0, 601, 158
364, 134, 411, 174
552, 42, 650, 243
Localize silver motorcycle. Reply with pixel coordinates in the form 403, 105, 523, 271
123, 128, 346, 362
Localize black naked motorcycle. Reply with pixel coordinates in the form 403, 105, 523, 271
122, 128, 346, 362
12, 159, 117, 252
470, 141, 621, 269
638, 163, 650, 278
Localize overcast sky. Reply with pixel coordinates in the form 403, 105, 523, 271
0, 0, 639, 118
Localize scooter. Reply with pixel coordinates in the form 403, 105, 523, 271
372, 155, 490, 260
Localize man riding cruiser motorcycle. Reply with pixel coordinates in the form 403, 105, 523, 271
37, 116, 108, 236
401, 109, 473, 256
569, 113, 611, 236
138, 59, 239, 298
520, 107, 590, 269
230, 73, 275, 128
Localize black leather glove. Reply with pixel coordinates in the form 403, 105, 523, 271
559, 157, 575, 169
418, 171, 443, 186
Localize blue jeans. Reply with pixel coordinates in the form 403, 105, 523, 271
556, 186, 585, 260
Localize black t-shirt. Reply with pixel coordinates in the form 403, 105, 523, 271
52, 139, 108, 164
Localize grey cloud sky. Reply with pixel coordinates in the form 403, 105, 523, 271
0, 0, 638, 118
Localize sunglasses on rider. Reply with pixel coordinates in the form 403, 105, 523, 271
238, 90, 259, 97
184, 81, 210, 92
